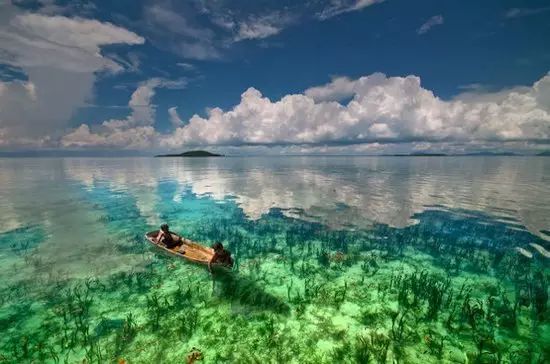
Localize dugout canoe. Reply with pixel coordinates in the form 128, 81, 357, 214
145, 230, 214, 265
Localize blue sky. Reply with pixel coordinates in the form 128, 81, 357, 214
0, 0, 549, 154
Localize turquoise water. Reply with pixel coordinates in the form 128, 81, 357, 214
0, 157, 548, 363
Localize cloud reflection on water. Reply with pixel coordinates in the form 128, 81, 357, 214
1, 156, 548, 279
55, 156, 550, 238
1, 156, 549, 238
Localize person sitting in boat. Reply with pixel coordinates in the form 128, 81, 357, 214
155, 224, 181, 249
208, 242, 233, 271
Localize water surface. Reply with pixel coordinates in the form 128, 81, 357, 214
0, 157, 548, 363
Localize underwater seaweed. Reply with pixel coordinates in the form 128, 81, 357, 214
214, 269, 290, 314
1, 180, 549, 364
423, 330, 445, 359
146, 292, 170, 331
390, 310, 415, 345
354, 333, 372, 363
370, 331, 391, 364
529, 271, 548, 323
461, 296, 485, 331
392, 269, 452, 322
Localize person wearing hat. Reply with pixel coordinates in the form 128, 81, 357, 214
154, 223, 182, 249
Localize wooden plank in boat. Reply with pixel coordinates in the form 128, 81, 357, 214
145, 230, 214, 265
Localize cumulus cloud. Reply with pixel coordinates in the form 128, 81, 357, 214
61, 124, 157, 149
159, 72, 550, 149
417, 15, 444, 35
62, 77, 185, 149
317, 0, 384, 20
101, 79, 160, 130
0, 4, 144, 147
305, 76, 357, 102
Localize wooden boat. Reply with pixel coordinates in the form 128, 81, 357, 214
145, 230, 214, 265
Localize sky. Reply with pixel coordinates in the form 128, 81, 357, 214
0, 0, 549, 155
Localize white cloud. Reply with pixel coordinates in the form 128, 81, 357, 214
210, 15, 236, 31
417, 15, 444, 35
141, 1, 382, 54
0, 4, 144, 147
146, 4, 213, 40
305, 76, 356, 101
102, 79, 160, 130
61, 124, 157, 149
62, 77, 185, 149
2, 12, 144, 72
0, 79, 36, 100
159, 72, 550, 148
176, 62, 195, 70
106, 52, 141, 73
144, 3, 220, 60
505, 7, 550, 19
317, 0, 384, 20
234, 13, 290, 41
168, 107, 184, 127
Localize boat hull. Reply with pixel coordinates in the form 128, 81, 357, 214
145, 230, 215, 265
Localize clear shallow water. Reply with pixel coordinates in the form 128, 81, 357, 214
0, 156, 548, 363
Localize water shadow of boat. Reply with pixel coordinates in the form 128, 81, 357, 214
211, 268, 290, 315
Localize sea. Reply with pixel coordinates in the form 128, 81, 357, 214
0, 156, 548, 363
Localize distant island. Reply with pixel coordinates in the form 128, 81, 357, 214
461, 151, 517, 156
155, 150, 224, 157
537, 151, 550, 156
384, 152, 448, 157
380, 151, 521, 157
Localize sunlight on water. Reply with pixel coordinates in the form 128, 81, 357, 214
0, 157, 548, 363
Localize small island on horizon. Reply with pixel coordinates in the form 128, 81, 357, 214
380, 151, 520, 157
155, 150, 224, 157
